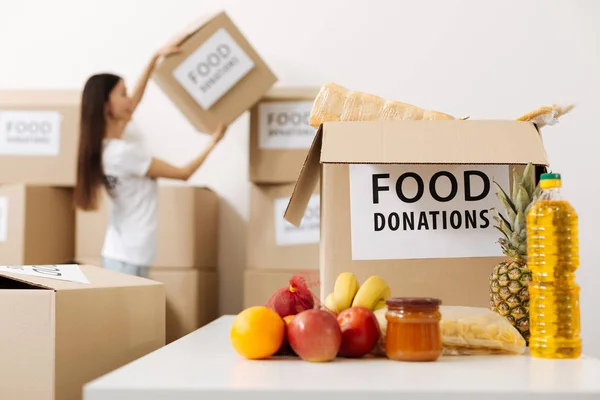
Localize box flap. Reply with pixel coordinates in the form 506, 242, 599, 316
283, 127, 323, 227
0, 264, 161, 291
261, 86, 320, 101
0, 90, 81, 107
320, 120, 549, 165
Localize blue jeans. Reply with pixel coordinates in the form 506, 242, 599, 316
102, 257, 150, 278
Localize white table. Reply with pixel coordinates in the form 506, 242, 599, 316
84, 315, 600, 400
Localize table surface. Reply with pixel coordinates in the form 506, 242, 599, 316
84, 315, 600, 400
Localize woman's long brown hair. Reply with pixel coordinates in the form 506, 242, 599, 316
74, 73, 121, 211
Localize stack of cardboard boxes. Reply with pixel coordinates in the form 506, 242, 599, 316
0, 91, 166, 399
243, 87, 322, 307
75, 185, 221, 344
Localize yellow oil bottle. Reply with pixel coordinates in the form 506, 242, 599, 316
527, 172, 581, 359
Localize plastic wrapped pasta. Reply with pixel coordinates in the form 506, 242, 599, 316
309, 83, 456, 127
516, 104, 575, 128
439, 306, 526, 355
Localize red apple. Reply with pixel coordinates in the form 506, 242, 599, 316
337, 306, 381, 358
287, 309, 341, 362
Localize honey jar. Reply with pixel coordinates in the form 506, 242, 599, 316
385, 297, 442, 362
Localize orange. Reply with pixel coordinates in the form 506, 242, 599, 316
283, 315, 295, 325
230, 306, 285, 359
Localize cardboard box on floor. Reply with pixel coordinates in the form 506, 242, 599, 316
76, 185, 218, 268
244, 268, 320, 308
153, 11, 277, 134
0, 185, 74, 265
79, 258, 218, 344
249, 87, 319, 183
0, 90, 80, 186
285, 120, 549, 306
247, 183, 320, 270
0, 263, 165, 400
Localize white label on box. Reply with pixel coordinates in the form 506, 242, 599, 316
258, 101, 316, 149
0, 110, 62, 156
274, 194, 320, 246
0, 197, 7, 242
0, 264, 90, 284
349, 164, 510, 261
172, 28, 255, 110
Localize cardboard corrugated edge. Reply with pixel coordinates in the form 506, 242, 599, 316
284, 120, 550, 227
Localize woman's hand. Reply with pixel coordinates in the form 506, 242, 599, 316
210, 122, 228, 145
156, 33, 187, 59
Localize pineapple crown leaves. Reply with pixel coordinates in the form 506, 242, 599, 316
491, 163, 540, 261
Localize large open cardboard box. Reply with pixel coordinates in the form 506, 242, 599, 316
249, 87, 319, 183
285, 120, 549, 305
0, 90, 80, 186
153, 11, 277, 133
0, 264, 165, 400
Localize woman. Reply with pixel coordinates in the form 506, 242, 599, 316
74, 43, 228, 278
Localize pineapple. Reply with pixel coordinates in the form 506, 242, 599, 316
489, 163, 541, 344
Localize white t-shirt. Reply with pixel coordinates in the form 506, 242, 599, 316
101, 138, 157, 266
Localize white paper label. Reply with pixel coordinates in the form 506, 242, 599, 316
349, 164, 510, 261
258, 101, 316, 149
274, 194, 320, 246
0, 110, 62, 156
0, 197, 7, 242
0, 264, 90, 284
172, 28, 255, 110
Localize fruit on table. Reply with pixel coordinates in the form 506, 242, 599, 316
324, 273, 391, 314
276, 315, 296, 356
489, 163, 540, 344
352, 276, 391, 310
337, 307, 381, 358
230, 306, 285, 360
371, 306, 388, 357
287, 309, 342, 362
332, 272, 360, 312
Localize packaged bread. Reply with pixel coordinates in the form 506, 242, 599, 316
309, 83, 456, 127
370, 305, 526, 357
516, 104, 575, 128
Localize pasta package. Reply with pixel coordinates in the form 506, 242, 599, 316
309, 83, 456, 127
516, 104, 575, 128
439, 306, 526, 355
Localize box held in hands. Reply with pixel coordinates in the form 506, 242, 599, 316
153, 11, 277, 133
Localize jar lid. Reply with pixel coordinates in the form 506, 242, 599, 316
386, 297, 442, 307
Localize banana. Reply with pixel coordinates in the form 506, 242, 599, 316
324, 293, 338, 313
332, 272, 360, 312
352, 275, 391, 310
373, 299, 387, 311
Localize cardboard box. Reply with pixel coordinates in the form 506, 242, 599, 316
0, 185, 74, 265
244, 268, 320, 308
153, 11, 277, 134
285, 120, 549, 305
76, 185, 218, 268
0, 263, 165, 400
0, 90, 80, 186
249, 87, 319, 183
78, 258, 219, 344
247, 183, 319, 270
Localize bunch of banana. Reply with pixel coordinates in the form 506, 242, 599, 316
324, 272, 391, 313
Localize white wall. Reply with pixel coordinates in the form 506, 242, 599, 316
1, 0, 599, 356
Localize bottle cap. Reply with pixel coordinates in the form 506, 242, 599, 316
540, 172, 562, 189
